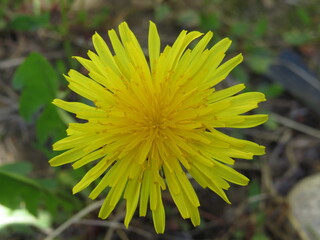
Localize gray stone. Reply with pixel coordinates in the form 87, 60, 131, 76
288, 174, 320, 240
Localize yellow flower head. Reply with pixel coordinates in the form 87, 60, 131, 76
49, 21, 267, 233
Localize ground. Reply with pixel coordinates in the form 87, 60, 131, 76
0, 0, 320, 239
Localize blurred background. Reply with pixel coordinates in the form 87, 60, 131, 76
0, 0, 320, 239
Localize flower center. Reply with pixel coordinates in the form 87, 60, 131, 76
137, 97, 174, 140
145, 108, 169, 131
147, 117, 166, 130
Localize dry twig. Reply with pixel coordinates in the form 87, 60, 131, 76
43, 200, 104, 240
271, 112, 320, 139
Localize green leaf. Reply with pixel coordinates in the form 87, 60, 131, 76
296, 7, 311, 26
91, 7, 109, 29
254, 18, 268, 38
0, 161, 32, 176
230, 21, 249, 37
258, 82, 283, 99
232, 65, 249, 84
55, 60, 68, 82
75, 9, 87, 24
283, 30, 313, 46
36, 104, 66, 146
248, 180, 260, 210
264, 115, 279, 130
0, 166, 76, 216
177, 10, 200, 28
34, 103, 67, 158
252, 233, 270, 240
12, 53, 67, 158
8, 13, 50, 31
154, 3, 171, 21
12, 52, 58, 122
255, 212, 267, 226
246, 53, 273, 73
23, 188, 42, 216
200, 13, 221, 32
0, 170, 44, 212
0, 205, 51, 232
233, 230, 245, 239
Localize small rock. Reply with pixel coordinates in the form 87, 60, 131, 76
288, 173, 320, 240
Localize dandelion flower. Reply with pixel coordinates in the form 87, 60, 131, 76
49, 21, 268, 233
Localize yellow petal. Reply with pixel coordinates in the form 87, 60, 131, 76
209, 53, 243, 86
92, 32, 121, 74
73, 158, 112, 194
49, 147, 87, 166
208, 84, 246, 103
152, 197, 165, 234
124, 178, 141, 227
148, 21, 160, 72
139, 169, 152, 217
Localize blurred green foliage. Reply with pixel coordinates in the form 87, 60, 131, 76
8, 13, 50, 31
0, 162, 79, 217
232, 180, 271, 240
13, 53, 58, 121
12, 52, 66, 157
1, 48, 80, 236
154, 3, 171, 21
